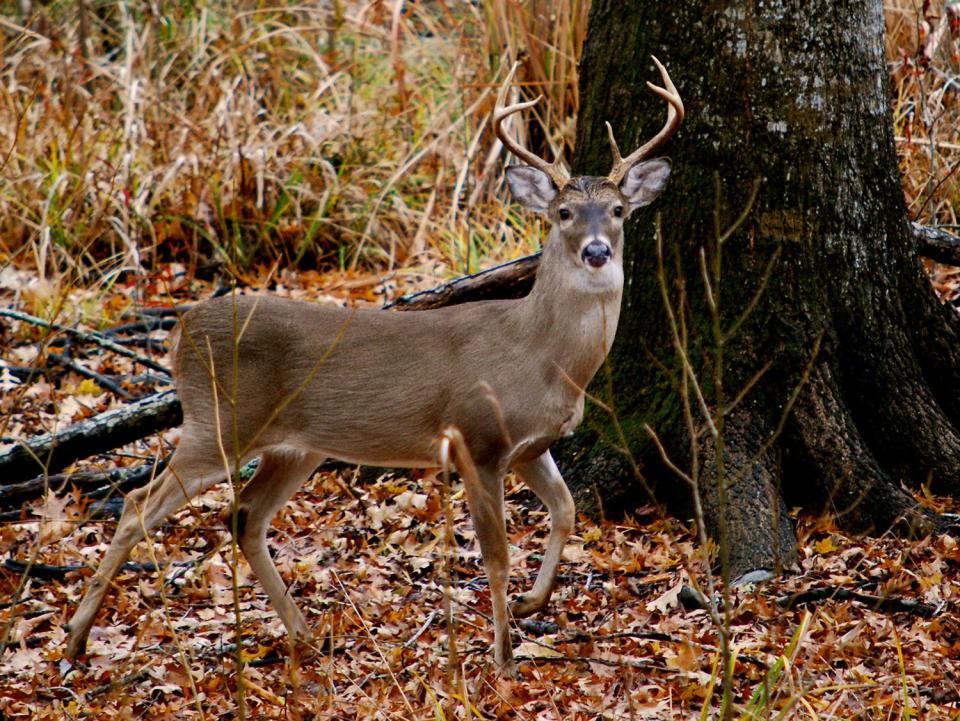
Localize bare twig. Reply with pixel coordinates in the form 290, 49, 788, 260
0, 308, 171, 375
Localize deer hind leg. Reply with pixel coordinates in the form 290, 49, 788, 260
509, 450, 575, 618
228, 449, 324, 644
65, 439, 228, 659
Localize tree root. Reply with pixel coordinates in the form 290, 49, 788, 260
778, 585, 941, 618
698, 409, 798, 578
905, 262, 960, 429
841, 309, 960, 495
790, 362, 936, 535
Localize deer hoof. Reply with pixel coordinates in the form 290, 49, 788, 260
63, 631, 88, 661
496, 655, 518, 678
510, 594, 544, 618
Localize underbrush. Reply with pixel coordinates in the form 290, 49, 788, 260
0, 0, 585, 296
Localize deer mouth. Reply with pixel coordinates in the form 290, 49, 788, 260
581, 239, 612, 268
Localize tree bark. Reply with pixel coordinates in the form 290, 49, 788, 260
564, 0, 960, 578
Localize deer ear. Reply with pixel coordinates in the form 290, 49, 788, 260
620, 158, 672, 210
506, 166, 558, 213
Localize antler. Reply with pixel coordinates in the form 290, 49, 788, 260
493, 62, 570, 189
606, 56, 684, 186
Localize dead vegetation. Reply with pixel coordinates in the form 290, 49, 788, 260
1, 1, 960, 718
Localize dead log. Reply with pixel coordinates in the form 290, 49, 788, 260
0, 390, 181, 484
0, 459, 164, 509
387, 252, 540, 310
913, 222, 960, 267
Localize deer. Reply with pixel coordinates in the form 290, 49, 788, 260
64, 57, 682, 675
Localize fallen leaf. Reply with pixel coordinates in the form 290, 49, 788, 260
646, 577, 683, 613
35, 491, 77, 545
815, 536, 839, 554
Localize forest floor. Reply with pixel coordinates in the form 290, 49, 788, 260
2, 266, 960, 720
2, 0, 960, 718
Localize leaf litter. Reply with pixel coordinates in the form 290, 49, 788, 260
2, 0, 959, 715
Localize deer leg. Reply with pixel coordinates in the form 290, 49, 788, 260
228, 449, 323, 643
509, 451, 574, 618
65, 444, 227, 659
455, 455, 514, 675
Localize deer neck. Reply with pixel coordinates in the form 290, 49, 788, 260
517, 239, 623, 390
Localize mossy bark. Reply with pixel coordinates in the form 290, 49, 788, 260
564, 0, 958, 577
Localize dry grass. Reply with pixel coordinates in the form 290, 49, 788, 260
2, 1, 953, 301
0, 1, 586, 304
887, 0, 960, 229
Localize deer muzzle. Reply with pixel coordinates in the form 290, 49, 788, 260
581, 239, 612, 268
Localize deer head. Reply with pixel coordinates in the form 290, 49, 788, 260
494, 57, 683, 294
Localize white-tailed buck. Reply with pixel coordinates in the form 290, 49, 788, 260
65, 58, 682, 674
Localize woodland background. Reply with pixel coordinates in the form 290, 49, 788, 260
1, 0, 960, 719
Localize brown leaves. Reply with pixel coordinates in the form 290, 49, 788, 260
2, 454, 960, 718
0, 268, 957, 720
35, 491, 83, 546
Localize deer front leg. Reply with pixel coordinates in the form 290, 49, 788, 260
509, 451, 574, 618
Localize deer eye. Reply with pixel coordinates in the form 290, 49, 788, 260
613, 205, 624, 218
558, 208, 571, 221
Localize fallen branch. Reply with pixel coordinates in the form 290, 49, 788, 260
2, 557, 191, 581
47, 352, 135, 400
778, 585, 941, 618
106, 335, 169, 353
914, 222, 960, 266
0, 460, 164, 509
0, 363, 57, 384
0, 390, 181, 484
105, 316, 179, 336
388, 252, 540, 310
0, 362, 166, 390
83, 670, 151, 700
516, 652, 670, 672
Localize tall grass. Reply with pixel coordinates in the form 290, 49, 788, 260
1, 1, 954, 294
0, 1, 588, 296
886, 0, 960, 230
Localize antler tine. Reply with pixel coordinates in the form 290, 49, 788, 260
493, 62, 570, 189
606, 55, 685, 185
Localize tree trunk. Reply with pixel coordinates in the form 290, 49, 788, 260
564, 0, 958, 578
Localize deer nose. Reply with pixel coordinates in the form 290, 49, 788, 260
581, 240, 612, 268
